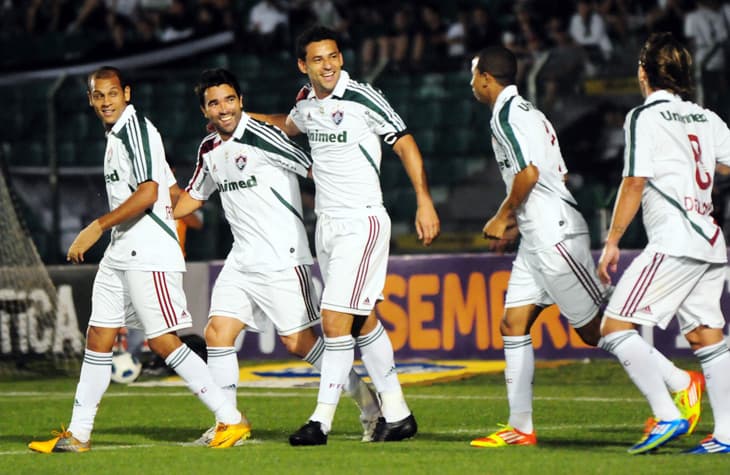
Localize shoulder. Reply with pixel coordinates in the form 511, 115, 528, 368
198, 132, 219, 156
341, 79, 391, 109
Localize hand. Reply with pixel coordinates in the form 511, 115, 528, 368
415, 203, 440, 246
482, 214, 511, 240
487, 222, 519, 254
597, 242, 620, 285
67, 220, 104, 264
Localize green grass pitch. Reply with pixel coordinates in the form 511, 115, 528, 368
1, 359, 726, 474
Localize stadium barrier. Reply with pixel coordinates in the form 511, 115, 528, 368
18, 251, 728, 361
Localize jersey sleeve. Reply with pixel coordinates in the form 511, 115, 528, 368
492, 100, 531, 173
289, 102, 308, 134
118, 114, 165, 186
248, 120, 312, 177
622, 109, 655, 178
186, 141, 217, 201
164, 161, 177, 188
711, 111, 730, 167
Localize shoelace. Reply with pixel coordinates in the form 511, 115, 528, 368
51, 425, 72, 439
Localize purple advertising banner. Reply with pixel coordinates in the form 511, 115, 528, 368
216, 251, 730, 360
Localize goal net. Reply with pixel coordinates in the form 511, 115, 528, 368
0, 164, 84, 377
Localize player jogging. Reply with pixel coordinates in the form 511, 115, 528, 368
597, 32, 730, 455
29, 66, 248, 453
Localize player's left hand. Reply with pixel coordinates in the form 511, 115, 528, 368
415, 203, 440, 246
483, 215, 510, 241
487, 222, 519, 254
67, 220, 103, 264
597, 242, 620, 285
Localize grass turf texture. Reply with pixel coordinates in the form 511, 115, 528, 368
2, 359, 726, 474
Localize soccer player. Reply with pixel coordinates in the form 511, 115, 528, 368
251, 25, 440, 445
597, 32, 730, 455
29, 66, 248, 453
173, 68, 382, 444
467, 46, 703, 449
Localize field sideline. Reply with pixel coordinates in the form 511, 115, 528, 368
1, 359, 726, 474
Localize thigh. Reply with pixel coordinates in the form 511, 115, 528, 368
504, 247, 552, 309
677, 262, 726, 333
89, 264, 127, 329
538, 235, 606, 328
318, 211, 391, 316
126, 270, 193, 339
248, 265, 321, 335
605, 251, 705, 329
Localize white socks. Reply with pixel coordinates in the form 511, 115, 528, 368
650, 347, 690, 393
357, 322, 410, 422
68, 349, 113, 443
696, 341, 730, 443
165, 344, 241, 425
503, 335, 534, 433
304, 337, 380, 420
599, 330, 680, 420
311, 335, 354, 432
207, 346, 239, 408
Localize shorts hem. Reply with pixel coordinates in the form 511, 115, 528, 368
321, 302, 372, 316
146, 322, 193, 340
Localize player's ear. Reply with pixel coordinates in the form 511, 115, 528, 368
297, 58, 308, 75
200, 105, 208, 118
123, 85, 131, 103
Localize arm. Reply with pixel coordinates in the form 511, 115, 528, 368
483, 164, 538, 239
249, 113, 301, 137
392, 134, 440, 246
597, 176, 645, 284
67, 180, 158, 263
173, 190, 205, 219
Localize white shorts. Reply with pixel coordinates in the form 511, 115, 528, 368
605, 250, 726, 332
90, 264, 193, 339
505, 234, 606, 328
209, 264, 319, 335
315, 208, 391, 316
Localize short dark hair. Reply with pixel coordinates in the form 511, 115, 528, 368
194, 68, 243, 107
639, 32, 693, 100
474, 46, 517, 86
295, 25, 339, 60
87, 66, 128, 92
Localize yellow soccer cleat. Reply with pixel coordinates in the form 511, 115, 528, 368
208, 421, 252, 448
673, 370, 705, 435
28, 427, 90, 454
470, 424, 537, 448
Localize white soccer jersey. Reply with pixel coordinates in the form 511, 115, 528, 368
622, 89, 730, 263
489, 85, 588, 251
186, 113, 314, 272
289, 70, 407, 215
102, 104, 185, 272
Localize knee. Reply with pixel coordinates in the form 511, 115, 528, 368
280, 330, 316, 357
147, 333, 181, 359
500, 317, 528, 337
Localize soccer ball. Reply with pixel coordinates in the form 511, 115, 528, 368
111, 351, 142, 384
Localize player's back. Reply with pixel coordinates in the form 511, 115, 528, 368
625, 91, 729, 262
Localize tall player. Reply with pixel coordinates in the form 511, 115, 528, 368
597, 32, 730, 455
468, 46, 704, 448
251, 25, 440, 445
29, 66, 248, 453
174, 68, 382, 444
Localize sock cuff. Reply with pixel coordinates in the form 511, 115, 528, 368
503, 334, 532, 349
598, 329, 638, 352
695, 341, 730, 366
206, 346, 237, 359
83, 348, 112, 365
324, 334, 355, 351
303, 337, 325, 364
356, 321, 384, 347
165, 344, 192, 369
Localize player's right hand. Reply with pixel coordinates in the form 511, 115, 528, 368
597, 243, 620, 285
67, 220, 103, 264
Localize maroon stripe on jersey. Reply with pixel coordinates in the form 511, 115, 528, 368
185, 134, 219, 193
295, 266, 318, 322
555, 242, 602, 306
620, 253, 664, 316
350, 216, 380, 308
152, 272, 172, 327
